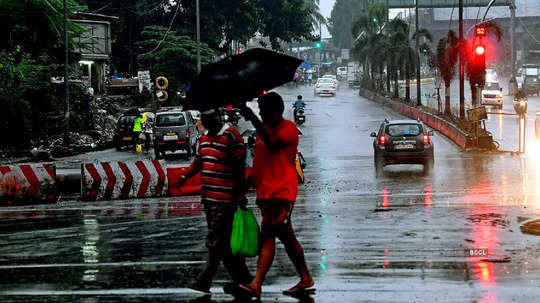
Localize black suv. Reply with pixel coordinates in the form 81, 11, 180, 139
114, 114, 138, 150
371, 119, 434, 173
154, 108, 198, 159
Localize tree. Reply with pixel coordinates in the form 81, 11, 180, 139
304, 0, 326, 32
436, 30, 460, 115
258, 0, 315, 50
136, 26, 215, 104
328, 0, 365, 49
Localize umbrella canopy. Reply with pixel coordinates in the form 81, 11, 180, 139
123, 108, 141, 116
185, 48, 302, 111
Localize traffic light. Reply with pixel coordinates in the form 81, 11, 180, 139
475, 45, 485, 56
372, 17, 378, 23
315, 41, 321, 49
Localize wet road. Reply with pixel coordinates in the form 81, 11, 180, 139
2, 84, 540, 302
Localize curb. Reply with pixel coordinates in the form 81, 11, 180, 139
360, 90, 471, 149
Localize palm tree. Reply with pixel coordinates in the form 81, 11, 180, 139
436, 30, 460, 115
304, 0, 327, 32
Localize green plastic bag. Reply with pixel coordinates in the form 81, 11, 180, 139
230, 209, 259, 257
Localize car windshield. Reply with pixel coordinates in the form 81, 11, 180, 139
485, 83, 500, 90
318, 78, 333, 83
118, 116, 136, 126
386, 124, 422, 136
156, 113, 186, 127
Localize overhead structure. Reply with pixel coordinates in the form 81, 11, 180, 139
370, 0, 510, 8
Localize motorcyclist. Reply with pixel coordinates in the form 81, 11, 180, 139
293, 95, 306, 122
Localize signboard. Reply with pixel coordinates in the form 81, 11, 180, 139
371, 0, 510, 8
138, 71, 151, 93
73, 20, 111, 59
467, 106, 488, 121
341, 49, 350, 60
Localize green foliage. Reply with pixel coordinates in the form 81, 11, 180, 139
136, 25, 215, 104
328, 0, 366, 49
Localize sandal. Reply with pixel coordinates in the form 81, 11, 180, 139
282, 282, 316, 297
236, 284, 260, 299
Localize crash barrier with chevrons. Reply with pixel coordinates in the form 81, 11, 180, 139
0, 164, 56, 202
81, 160, 168, 201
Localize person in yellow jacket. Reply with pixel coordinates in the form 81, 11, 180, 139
133, 114, 143, 149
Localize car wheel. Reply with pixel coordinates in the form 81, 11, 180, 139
154, 147, 161, 160
185, 146, 192, 159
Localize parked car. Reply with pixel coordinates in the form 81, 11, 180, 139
153, 108, 198, 159
371, 119, 434, 174
314, 78, 337, 96
113, 114, 138, 151
481, 82, 504, 109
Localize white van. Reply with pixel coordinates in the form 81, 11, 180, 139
337, 67, 347, 80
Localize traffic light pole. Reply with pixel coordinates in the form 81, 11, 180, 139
459, 0, 465, 118
63, 0, 70, 143
415, 0, 421, 107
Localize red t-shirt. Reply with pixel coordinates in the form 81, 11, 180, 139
253, 119, 298, 201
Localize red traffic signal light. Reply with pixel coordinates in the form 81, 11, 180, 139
475, 45, 485, 56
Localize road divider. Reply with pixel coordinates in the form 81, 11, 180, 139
81, 160, 168, 200
361, 90, 471, 149
0, 163, 56, 203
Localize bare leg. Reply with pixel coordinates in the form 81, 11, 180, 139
278, 221, 313, 287
246, 234, 275, 295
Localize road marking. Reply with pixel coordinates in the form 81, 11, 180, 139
0, 260, 205, 270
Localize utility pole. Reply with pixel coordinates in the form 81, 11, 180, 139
63, 0, 70, 143
415, 0, 421, 106
459, 0, 465, 118
510, 0, 516, 94
196, 0, 201, 74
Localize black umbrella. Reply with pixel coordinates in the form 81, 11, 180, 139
123, 108, 141, 116
185, 48, 302, 111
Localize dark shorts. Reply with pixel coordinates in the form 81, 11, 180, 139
257, 199, 294, 236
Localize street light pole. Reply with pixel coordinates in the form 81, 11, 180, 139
196, 0, 201, 74
415, 0, 421, 106
459, 0, 465, 118
63, 0, 70, 142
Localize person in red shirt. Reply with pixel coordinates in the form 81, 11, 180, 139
178, 109, 251, 295
237, 92, 314, 298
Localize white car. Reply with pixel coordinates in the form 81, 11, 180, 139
314, 78, 337, 96
481, 82, 503, 109
337, 67, 347, 80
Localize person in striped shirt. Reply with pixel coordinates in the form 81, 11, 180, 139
178, 108, 251, 294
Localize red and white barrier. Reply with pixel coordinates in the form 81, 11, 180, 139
81, 160, 168, 200
0, 164, 56, 202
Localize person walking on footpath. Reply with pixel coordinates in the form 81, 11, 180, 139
237, 92, 314, 298
177, 109, 252, 295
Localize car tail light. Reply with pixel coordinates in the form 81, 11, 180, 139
331, 84, 336, 88
186, 129, 190, 137
423, 134, 430, 145
157, 142, 165, 145
176, 141, 186, 144
226, 105, 233, 111
378, 135, 386, 146
316, 84, 320, 88
153, 133, 156, 138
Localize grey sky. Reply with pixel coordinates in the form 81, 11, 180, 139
319, 0, 335, 38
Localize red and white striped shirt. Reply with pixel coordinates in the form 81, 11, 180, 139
197, 125, 245, 203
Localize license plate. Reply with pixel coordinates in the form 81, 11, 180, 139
163, 135, 178, 141
123, 136, 132, 141
167, 132, 176, 135
395, 144, 414, 150
323, 90, 328, 93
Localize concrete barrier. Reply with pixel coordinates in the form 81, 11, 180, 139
360, 90, 470, 149
81, 160, 168, 201
0, 164, 56, 203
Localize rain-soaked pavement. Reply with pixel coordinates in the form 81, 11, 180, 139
2, 84, 540, 302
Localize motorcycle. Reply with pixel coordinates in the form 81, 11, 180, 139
294, 107, 305, 125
